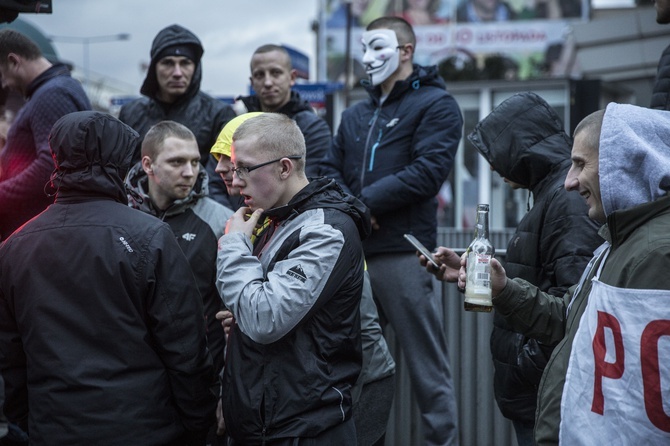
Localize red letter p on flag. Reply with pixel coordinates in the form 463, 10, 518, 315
592, 311, 625, 415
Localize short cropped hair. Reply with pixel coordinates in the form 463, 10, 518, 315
367, 16, 416, 48
0, 29, 42, 63
573, 109, 605, 154
233, 113, 306, 173
251, 44, 292, 70
141, 120, 196, 159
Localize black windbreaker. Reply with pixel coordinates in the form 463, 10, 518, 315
468, 92, 600, 423
0, 111, 216, 445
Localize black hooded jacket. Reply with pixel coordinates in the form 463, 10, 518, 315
118, 24, 236, 205
0, 111, 216, 445
237, 91, 332, 178
468, 92, 600, 423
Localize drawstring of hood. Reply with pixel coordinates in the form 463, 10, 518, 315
126, 185, 144, 206
45, 170, 62, 198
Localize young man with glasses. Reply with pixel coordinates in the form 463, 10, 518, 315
212, 112, 396, 446
215, 113, 371, 445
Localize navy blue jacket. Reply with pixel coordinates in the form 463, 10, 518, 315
321, 64, 462, 255
0, 63, 91, 240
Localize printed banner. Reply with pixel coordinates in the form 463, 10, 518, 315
325, 0, 588, 82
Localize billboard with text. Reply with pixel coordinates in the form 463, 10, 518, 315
325, 0, 588, 83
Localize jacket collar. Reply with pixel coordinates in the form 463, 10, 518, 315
363, 64, 445, 105
26, 63, 70, 98
124, 161, 208, 218
606, 194, 670, 249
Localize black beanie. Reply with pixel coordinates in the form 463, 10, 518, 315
155, 44, 199, 64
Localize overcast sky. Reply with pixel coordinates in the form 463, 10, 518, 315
23, 0, 319, 98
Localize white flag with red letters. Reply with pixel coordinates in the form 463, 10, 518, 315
560, 277, 670, 444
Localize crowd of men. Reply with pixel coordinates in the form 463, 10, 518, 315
0, 3, 669, 445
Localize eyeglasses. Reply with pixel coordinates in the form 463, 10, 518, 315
232, 155, 302, 180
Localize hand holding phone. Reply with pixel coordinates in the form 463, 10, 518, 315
404, 234, 439, 268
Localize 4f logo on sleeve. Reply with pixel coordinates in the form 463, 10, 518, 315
181, 233, 196, 242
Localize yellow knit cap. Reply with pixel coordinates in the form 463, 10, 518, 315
210, 112, 265, 160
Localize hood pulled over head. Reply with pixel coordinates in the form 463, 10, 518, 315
600, 103, 670, 217
49, 111, 139, 202
140, 24, 204, 100
468, 92, 572, 188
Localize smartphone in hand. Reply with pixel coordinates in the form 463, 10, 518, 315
404, 234, 439, 268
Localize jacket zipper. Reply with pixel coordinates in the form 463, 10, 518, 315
360, 106, 382, 187
368, 129, 383, 172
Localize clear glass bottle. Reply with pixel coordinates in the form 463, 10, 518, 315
464, 204, 495, 312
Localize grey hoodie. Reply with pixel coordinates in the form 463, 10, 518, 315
600, 102, 670, 217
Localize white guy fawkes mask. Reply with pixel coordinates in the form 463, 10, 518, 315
361, 29, 400, 86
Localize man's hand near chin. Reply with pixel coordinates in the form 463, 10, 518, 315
225, 207, 264, 238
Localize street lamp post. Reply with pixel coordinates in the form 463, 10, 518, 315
48, 33, 130, 92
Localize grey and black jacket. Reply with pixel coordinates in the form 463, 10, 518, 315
125, 162, 232, 375
217, 177, 371, 445
468, 92, 600, 424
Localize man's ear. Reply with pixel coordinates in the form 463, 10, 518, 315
400, 44, 414, 62
141, 156, 154, 175
6, 53, 20, 69
289, 68, 297, 87
279, 158, 293, 179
